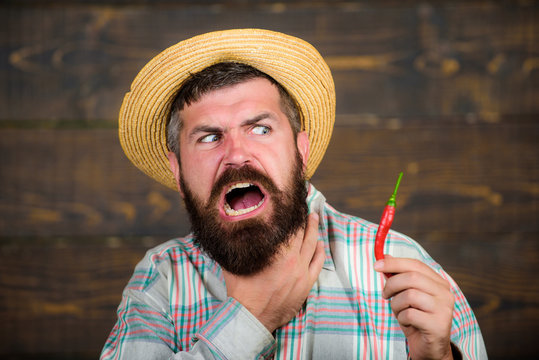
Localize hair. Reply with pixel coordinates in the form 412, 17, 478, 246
166, 62, 302, 159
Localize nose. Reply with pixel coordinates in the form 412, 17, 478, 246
223, 133, 251, 168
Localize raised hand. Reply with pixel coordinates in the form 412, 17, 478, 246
375, 255, 455, 360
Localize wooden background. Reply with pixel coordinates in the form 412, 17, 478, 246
1, 0, 537, 359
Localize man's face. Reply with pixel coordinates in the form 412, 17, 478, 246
168, 78, 310, 275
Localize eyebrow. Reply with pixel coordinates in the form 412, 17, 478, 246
187, 112, 275, 142
187, 125, 222, 142
241, 112, 273, 127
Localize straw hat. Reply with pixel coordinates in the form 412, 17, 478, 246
119, 28, 336, 190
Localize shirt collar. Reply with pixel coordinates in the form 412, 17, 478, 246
306, 182, 336, 271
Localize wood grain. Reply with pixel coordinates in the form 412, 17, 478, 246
0, 0, 537, 359
1, 118, 536, 238
1, 116, 537, 358
0, 237, 155, 356
1, 1, 536, 120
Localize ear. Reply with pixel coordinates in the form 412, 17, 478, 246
167, 152, 184, 198
296, 131, 310, 172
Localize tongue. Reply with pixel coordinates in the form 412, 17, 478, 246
229, 190, 263, 210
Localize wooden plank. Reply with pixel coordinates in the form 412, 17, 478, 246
1, 1, 536, 120
1, 118, 537, 357
0, 237, 156, 356
0, 233, 536, 358
313, 117, 539, 237
1, 118, 536, 238
0, 0, 537, 358
0, 128, 189, 237
425, 235, 539, 360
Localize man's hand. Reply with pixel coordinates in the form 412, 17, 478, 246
374, 255, 455, 360
223, 213, 325, 333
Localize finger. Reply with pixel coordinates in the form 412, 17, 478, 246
377, 256, 448, 287
387, 256, 445, 285
286, 219, 307, 254
389, 288, 438, 315
395, 304, 453, 335
395, 307, 431, 331
299, 213, 320, 258
383, 271, 451, 299
308, 240, 325, 282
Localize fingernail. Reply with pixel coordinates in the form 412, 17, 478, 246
374, 260, 384, 271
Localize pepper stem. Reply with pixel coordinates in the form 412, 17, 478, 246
386, 172, 403, 207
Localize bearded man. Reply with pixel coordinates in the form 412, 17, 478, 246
102, 29, 487, 359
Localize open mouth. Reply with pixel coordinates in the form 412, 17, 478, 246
224, 182, 265, 216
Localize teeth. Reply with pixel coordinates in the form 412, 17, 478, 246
224, 182, 265, 216
226, 182, 252, 193
224, 198, 265, 216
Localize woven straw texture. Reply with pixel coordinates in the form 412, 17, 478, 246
119, 28, 336, 190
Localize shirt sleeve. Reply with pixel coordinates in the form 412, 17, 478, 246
443, 272, 488, 360
194, 297, 276, 359
101, 292, 276, 360
100, 242, 276, 360
100, 289, 196, 360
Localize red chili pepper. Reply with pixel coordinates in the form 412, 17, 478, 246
374, 172, 403, 263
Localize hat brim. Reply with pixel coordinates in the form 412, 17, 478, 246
119, 28, 336, 190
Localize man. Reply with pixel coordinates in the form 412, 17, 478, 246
102, 29, 487, 359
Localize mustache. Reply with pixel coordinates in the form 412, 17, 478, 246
178, 151, 309, 275
207, 165, 282, 207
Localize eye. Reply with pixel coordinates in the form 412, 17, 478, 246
252, 125, 270, 135
199, 134, 220, 143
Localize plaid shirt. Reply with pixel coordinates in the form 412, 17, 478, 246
102, 184, 487, 359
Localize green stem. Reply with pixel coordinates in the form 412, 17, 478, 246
386, 172, 403, 207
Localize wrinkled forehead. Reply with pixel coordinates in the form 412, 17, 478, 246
178, 78, 292, 136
